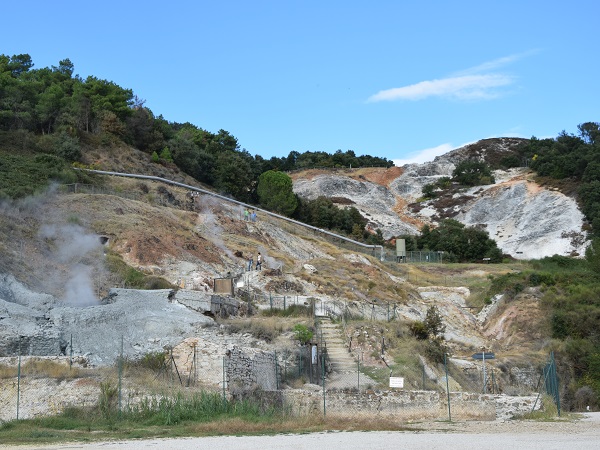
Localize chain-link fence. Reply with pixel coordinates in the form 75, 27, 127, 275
60, 183, 183, 209
531, 351, 561, 416
0, 334, 556, 423
0, 337, 227, 422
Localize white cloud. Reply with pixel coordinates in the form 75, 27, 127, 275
455, 50, 538, 76
367, 51, 536, 103
393, 143, 455, 166
367, 74, 513, 102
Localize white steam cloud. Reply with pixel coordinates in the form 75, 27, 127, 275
38, 224, 102, 307
63, 265, 99, 307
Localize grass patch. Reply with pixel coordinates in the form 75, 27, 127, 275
260, 304, 313, 318
360, 365, 390, 387
0, 150, 79, 199
0, 359, 85, 379
0, 397, 418, 446
223, 317, 294, 342
515, 395, 572, 421
21, 359, 83, 379
104, 250, 175, 289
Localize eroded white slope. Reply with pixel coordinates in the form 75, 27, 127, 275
455, 179, 587, 259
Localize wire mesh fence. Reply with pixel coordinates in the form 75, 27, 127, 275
60, 183, 182, 209
0, 337, 556, 424
0, 344, 227, 422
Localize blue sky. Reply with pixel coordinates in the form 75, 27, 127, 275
2, 1, 598, 165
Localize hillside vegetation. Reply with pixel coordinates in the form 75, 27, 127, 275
1, 53, 600, 410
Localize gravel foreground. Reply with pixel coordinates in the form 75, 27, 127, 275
3, 413, 599, 450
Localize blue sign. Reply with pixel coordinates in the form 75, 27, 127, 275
472, 352, 495, 360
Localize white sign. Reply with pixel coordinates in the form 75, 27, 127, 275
389, 377, 404, 388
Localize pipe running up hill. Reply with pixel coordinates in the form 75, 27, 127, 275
75, 169, 385, 260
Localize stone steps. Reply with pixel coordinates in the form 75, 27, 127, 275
317, 317, 357, 372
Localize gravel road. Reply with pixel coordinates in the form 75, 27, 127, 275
4, 413, 599, 450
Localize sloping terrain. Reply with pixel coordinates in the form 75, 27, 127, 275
0, 138, 567, 391
292, 138, 588, 259
0, 180, 546, 372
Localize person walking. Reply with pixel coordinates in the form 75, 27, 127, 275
244, 208, 249, 221
247, 253, 253, 271
256, 252, 262, 270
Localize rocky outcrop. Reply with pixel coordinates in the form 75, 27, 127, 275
292, 139, 589, 259
454, 180, 587, 259
293, 175, 419, 237
0, 276, 214, 364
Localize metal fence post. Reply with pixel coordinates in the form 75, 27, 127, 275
357, 358, 360, 392
118, 335, 123, 415
17, 350, 21, 420
69, 333, 73, 369
322, 353, 326, 417
222, 356, 226, 405
444, 353, 451, 422
482, 350, 487, 394
550, 351, 561, 416
274, 351, 279, 390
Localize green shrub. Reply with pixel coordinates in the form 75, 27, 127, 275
293, 324, 313, 345
422, 183, 437, 199
0, 152, 76, 198
98, 381, 118, 419
424, 338, 448, 364
54, 131, 81, 162
159, 147, 173, 162
409, 321, 428, 340
104, 252, 172, 289
129, 351, 168, 372
528, 272, 556, 286
452, 160, 495, 186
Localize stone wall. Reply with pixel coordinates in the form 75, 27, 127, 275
225, 346, 279, 391
174, 290, 239, 318
210, 295, 240, 318
282, 388, 539, 421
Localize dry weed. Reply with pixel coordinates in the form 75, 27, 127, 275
20, 359, 83, 379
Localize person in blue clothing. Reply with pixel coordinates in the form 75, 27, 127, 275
247, 253, 253, 271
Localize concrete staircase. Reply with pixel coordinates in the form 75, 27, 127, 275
317, 316, 357, 373
317, 315, 377, 389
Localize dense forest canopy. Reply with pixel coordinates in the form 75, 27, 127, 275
0, 53, 392, 241
0, 53, 392, 187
